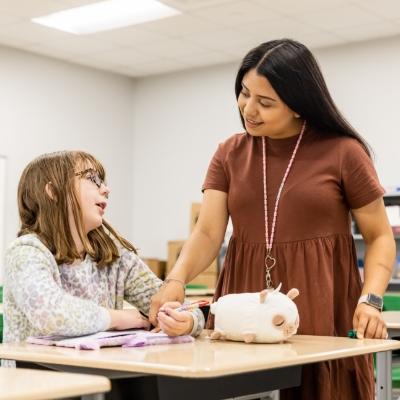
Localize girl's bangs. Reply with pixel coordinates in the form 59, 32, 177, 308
73, 151, 106, 180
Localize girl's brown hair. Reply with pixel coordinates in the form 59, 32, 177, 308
17, 150, 136, 266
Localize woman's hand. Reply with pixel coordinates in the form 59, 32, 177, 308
352, 303, 387, 339
149, 281, 185, 326
157, 301, 193, 336
108, 309, 151, 331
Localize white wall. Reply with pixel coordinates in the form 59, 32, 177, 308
131, 63, 242, 258
0, 46, 135, 281
132, 35, 400, 259
315, 35, 400, 187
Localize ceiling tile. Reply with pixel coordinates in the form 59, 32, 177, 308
141, 13, 219, 37
22, 43, 83, 61
174, 50, 239, 66
0, 34, 36, 49
87, 47, 162, 65
252, 0, 349, 15
300, 31, 348, 50
135, 37, 206, 57
57, 0, 103, 7
0, 15, 23, 27
0, 22, 114, 54
185, 28, 261, 52
237, 15, 318, 38
293, 4, 383, 31
190, 0, 283, 27
122, 58, 191, 77
336, 21, 400, 41
0, 0, 69, 18
352, 0, 400, 20
159, 0, 236, 12
90, 25, 169, 47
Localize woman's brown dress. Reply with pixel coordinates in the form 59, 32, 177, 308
202, 127, 384, 400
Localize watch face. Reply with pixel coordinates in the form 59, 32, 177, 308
368, 293, 383, 309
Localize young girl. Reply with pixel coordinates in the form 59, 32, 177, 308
3, 150, 203, 346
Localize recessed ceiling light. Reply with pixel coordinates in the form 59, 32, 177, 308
32, 0, 181, 34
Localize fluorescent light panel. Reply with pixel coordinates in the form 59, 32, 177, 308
32, 0, 181, 34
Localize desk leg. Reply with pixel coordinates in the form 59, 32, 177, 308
82, 395, 105, 400
376, 350, 392, 400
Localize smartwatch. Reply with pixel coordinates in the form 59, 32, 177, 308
358, 293, 383, 312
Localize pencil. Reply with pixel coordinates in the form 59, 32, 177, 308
175, 300, 210, 312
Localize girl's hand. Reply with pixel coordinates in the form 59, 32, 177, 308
149, 281, 185, 326
352, 303, 387, 339
157, 301, 194, 336
108, 309, 151, 331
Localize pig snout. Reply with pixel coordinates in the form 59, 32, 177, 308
283, 322, 297, 337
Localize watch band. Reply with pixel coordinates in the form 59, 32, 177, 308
358, 293, 383, 311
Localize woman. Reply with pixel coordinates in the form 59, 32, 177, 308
150, 39, 395, 399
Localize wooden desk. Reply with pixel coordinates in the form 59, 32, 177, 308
0, 367, 110, 400
0, 333, 398, 400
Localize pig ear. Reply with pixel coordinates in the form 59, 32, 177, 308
260, 289, 268, 303
287, 288, 299, 300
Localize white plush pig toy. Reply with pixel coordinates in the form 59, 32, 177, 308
210, 283, 300, 343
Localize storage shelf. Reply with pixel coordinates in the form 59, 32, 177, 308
388, 280, 400, 291
353, 234, 400, 240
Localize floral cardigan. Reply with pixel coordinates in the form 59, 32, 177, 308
3, 234, 203, 345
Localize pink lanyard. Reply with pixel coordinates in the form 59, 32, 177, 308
262, 120, 307, 289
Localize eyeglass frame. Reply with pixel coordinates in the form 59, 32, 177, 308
74, 168, 106, 189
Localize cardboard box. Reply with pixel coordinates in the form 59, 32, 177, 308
167, 240, 218, 275
142, 258, 166, 279
167, 240, 185, 274
190, 203, 201, 233
205, 258, 218, 274
187, 272, 217, 288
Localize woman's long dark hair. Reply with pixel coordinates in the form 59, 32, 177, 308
235, 38, 371, 156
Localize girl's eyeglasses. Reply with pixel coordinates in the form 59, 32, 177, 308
75, 169, 105, 189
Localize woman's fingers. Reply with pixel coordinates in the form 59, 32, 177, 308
353, 303, 387, 339
149, 283, 185, 325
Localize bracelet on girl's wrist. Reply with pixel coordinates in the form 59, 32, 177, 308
163, 278, 186, 291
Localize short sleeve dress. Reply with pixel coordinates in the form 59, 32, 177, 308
202, 127, 384, 400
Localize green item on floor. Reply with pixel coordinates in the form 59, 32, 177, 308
393, 366, 400, 389
185, 284, 208, 289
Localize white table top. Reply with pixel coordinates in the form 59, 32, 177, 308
0, 367, 110, 400
0, 333, 399, 379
